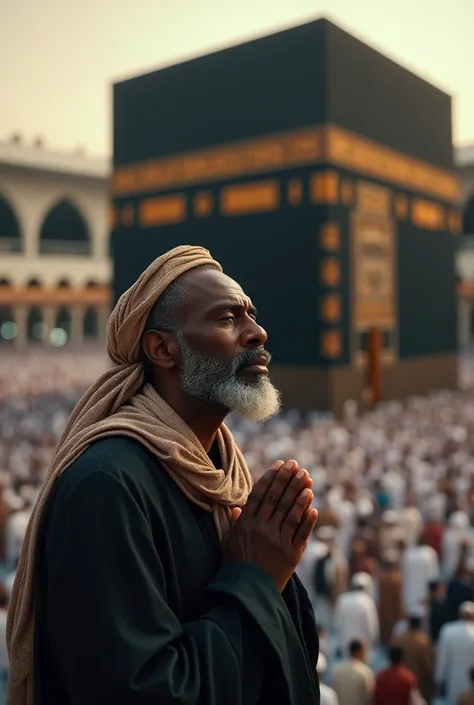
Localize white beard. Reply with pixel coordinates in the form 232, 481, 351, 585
176, 330, 281, 422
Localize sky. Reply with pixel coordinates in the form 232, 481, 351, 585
2, 0, 474, 159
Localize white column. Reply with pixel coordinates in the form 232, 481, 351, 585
43, 305, 57, 345
13, 305, 28, 349
70, 306, 84, 345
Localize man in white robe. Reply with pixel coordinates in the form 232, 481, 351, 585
402, 538, 439, 613
398, 499, 424, 547
442, 512, 471, 579
334, 573, 379, 657
436, 602, 474, 705
297, 526, 348, 631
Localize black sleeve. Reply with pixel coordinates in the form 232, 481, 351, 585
42, 469, 318, 705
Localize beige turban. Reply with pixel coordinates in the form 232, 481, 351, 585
7, 245, 253, 705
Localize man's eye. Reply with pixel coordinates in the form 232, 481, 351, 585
220, 316, 236, 324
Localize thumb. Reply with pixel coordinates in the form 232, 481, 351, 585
230, 507, 242, 524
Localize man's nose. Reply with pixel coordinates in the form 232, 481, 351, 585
241, 318, 267, 348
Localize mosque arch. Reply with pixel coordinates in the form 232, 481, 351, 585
0, 193, 23, 253
0, 278, 12, 287
464, 195, 474, 235
39, 199, 91, 255
26, 278, 42, 288
57, 278, 72, 288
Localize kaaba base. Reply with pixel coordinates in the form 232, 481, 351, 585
270, 353, 458, 417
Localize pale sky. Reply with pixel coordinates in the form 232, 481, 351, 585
2, 0, 473, 159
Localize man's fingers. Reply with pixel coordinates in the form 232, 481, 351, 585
293, 508, 319, 547
280, 487, 313, 541
256, 460, 300, 523
270, 468, 312, 529
245, 461, 285, 516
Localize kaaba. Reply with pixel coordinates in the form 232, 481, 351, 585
110, 18, 461, 415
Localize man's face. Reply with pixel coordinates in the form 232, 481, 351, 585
175, 268, 281, 421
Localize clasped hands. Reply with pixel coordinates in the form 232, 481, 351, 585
223, 460, 318, 592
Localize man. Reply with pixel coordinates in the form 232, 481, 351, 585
398, 495, 424, 548
7, 247, 320, 705
333, 573, 379, 656
442, 511, 471, 580
303, 525, 348, 631
427, 580, 447, 643
378, 550, 403, 646
373, 646, 421, 705
422, 509, 444, 558
445, 555, 474, 623
296, 525, 333, 622
331, 640, 374, 705
401, 536, 439, 613
394, 609, 435, 703
317, 654, 339, 705
436, 602, 474, 705
378, 510, 403, 556
457, 667, 474, 705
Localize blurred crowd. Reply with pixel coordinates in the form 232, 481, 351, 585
0, 349, 474, 705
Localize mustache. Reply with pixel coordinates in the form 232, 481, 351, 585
234, 348, 272, 372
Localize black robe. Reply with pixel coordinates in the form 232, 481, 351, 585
34, 436, 320, 705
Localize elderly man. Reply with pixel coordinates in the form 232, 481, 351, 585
7, 247, 320, 705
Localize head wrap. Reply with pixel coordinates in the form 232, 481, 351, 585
7, 245, 253, 705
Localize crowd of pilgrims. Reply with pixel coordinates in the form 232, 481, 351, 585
0, 350, 474, 704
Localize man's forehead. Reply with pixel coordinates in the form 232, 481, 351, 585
181, 267, 247, 301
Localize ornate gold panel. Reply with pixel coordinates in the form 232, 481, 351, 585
139, 194, 187, 227
352, 198, 396, 331
220, 180, 279, 216
321, 330, 342, 358
320, 294, 342, 322
320, 223, 341, 251
320, 258, 341, 287
357, 181, 391, 216
325, 125, 460, 204
311, 171, 339, 204
411, 198, 445, 230
112, 124, 460, 204
112, 127, 322, 197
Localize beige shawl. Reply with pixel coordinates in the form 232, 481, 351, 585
6, 245, 253, 705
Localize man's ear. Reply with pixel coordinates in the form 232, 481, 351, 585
141, 330, 179, 370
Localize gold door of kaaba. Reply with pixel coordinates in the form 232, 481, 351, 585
351, 182, 397, 367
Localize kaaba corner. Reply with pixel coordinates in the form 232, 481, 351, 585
110, 17, 461, 416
